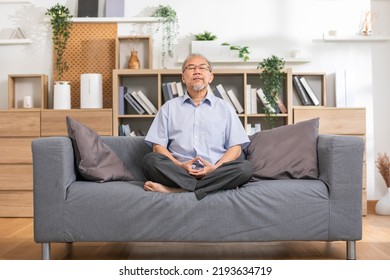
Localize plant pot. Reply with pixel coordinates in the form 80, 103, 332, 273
191, 41, 220, 59
375, 188, 390, 215
53, 81, 71, 109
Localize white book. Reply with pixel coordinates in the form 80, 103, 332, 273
216, 84, 235, 110
251, 88, 258, 114
335, 69, 346, 107
169, 82, 178, 97
176, 82, 184, 96
299, 77, 320, 106
245, 84, 252, 114
227, 89, 244, 113
137, 90, 158, 114
130, 91, 153, 115
256, 88, 276, 113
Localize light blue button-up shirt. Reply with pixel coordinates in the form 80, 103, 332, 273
145, 91, 249, 165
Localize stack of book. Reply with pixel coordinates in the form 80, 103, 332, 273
292, 76, 320, 106
245, 85, 287, 114
211, 84, 244, 114
118, 123, 145, 137
119, 86, 158, 115
161, 82, 185, 102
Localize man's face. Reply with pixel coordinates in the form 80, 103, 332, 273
182, 56, 214, 92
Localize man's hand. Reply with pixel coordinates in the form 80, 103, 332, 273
187, 157, 216, 178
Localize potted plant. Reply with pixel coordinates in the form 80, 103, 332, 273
221, 42, 250, 61
152, 5, 179, 68
375, 152, 390, 215
257, 55, 286, 127
46, 3, 73, 109
192, 31, 219, 58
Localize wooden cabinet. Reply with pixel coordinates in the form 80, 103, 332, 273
0, 109, 113, 217
41, 109, 113, 136
112, 68, 293, 136
293, 107, 367, 215
0, 110, 40, 217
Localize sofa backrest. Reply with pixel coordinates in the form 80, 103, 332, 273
102, 136, 152, 181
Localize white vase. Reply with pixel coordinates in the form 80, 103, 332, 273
53, 81, 71, 109
375, 188, 390, 215
80, 73, 103, 109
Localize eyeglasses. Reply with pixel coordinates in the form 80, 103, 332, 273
183, 64, 211, 73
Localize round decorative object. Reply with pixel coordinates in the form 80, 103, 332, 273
128, 51, 140, 69
53, 81, 71, 109
375, 188, 390, 215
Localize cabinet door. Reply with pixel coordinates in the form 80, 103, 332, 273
0, 111, 40, 137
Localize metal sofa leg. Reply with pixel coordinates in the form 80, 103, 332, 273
346, 241, 356, 260
42, 243, 51, 260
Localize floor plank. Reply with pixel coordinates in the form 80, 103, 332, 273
1, 211, 390, 260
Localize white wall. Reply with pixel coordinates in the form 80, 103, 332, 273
1, 0, 388, 200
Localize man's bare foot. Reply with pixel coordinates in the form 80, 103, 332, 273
144, 181, 187, 193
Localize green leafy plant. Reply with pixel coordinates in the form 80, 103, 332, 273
195, 31, 217, 41
257, 55, 286, 127
46, 3, 73, 81
221, 42, 250, 61
152, 5, 179, 68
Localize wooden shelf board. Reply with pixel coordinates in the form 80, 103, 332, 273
0, 39, 32, 45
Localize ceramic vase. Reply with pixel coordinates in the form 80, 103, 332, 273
128, 51, 140, 69
53, 81, 71, 109
375, 188, 390, 215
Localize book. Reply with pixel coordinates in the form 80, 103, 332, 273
256, 88, 276, 113
119, 86, 126, 115
299, 77, 320, 106
169, 82, 178, 98
245, 84, 252, 114
210, 85, 222, 99
216, 84, 235, 110
335, 69, 346, 107
124, 92, 145, 115
161, 83, 171, 102
137, 90, 158, 114
176, 82, 185, 96
293, 76, 312, 105
227, 89, 244, 113
130, 91, 153, 115
250, 88, 258, 114
275, 95, 287, 113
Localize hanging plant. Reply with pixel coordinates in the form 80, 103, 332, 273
46, 3, 73, 81
257, 55, 285, 127
152, 5, 179, 68
221, 42, 250, 61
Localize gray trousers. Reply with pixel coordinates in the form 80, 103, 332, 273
141, 152, 253, 200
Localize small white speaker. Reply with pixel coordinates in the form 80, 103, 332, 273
80, 73, 103, 109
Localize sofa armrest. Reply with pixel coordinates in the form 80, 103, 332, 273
32, 137, 76, 242
317, 134, 364, 240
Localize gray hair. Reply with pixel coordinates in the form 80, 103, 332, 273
181, 53, 213, 72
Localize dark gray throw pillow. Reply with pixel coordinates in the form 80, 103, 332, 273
66, 116, 135, 182
246, 118, 319, 181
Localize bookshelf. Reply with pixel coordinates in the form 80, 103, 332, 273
292, 72, 326, 107
115, 36, 153, 69
112, 68, 293, 136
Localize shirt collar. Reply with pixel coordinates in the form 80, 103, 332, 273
183, 90, 215, 106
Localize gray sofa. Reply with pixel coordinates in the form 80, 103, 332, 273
32, 134, 364, 260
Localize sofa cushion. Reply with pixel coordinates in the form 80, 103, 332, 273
66, 116, 135, 182
246, 118, 319, 181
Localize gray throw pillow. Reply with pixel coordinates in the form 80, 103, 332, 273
246, 118, 319, 181
66, 116, 135, 182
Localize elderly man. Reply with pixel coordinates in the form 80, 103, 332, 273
141, 53, 252, 199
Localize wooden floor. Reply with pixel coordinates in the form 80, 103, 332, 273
1, 206, 390, 260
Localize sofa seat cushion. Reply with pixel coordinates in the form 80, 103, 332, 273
62, 179, 330, 242
246, 118, 319, 181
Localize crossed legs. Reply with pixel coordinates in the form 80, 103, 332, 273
141, 152, 253, 199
